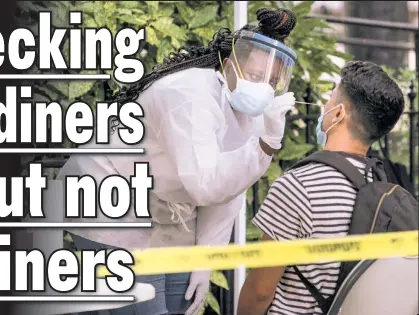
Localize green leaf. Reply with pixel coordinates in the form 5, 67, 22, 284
188, 5, 219, 29
118, 1, 143, 10
64, 233, 73, 242
170, 24, 188, 42
68, 71, 97, 101
171, 37, 182, 49
51, 2, 69, 27
49, 81, 69, 98
293, 18, 329, 35
210, 270, 229, 290
93, 1, 117, 27
116, 8, 135, 16
277, 138, 314, 161
147, 1, 159, 14
206, 291, 221, 315
156, 38, 173, 63
266, 162, 282, 185
292, 1, 314, 18
151, 3, 174, 18
176, 2, 195, 24
330, 50, 353, 60
72, 1, 96, 13
146, 27, 160, 46
192, 27, 217, 42
297, 53, 312, 73
212, 18, 230, 31
118, 14, 149, 26
151, 17, 187, 42
83, 14, 98, 28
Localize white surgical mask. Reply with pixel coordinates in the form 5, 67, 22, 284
229, 63, 275, 117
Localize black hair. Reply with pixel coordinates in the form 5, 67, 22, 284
338, 61, 405, 144
110, 7, 297, 130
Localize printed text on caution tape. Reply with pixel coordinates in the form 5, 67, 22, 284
95, 230, 418, 277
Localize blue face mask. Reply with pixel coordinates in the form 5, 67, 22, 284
316, 114, 327, 147
316, 104, 345, 148
229, 63, 275, 117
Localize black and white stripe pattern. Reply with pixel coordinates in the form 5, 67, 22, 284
252, 156, 372, 315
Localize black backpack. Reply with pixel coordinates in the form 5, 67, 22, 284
287, 150, 419, 314
368, 148, 415, 195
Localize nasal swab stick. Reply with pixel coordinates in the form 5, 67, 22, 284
295, 101, 323, 107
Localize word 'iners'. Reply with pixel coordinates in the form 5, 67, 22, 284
96, 230, 418, 277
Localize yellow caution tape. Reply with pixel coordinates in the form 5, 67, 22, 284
96, 230, 418, 277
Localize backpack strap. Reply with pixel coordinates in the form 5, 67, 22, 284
288, 151, 366, 190
363, 157, 387, 182
292, 266, 333, 314
289, 151, 387, 314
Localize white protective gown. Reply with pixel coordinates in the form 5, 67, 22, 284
56, 68, 272, 249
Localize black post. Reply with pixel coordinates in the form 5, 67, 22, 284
383, 135, 389, 159
415, 32, 419, 199
407, 81, 416, 191
252, 183, 258, 217
223, 269, 235, 315
304, 83, 312, 144
416, 32, 419, 82
222, 228, 236, 315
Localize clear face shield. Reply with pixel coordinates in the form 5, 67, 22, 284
227, 30, 297, 96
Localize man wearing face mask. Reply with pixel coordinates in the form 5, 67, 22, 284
56, 8, 298, 315
238, 60, 405, 315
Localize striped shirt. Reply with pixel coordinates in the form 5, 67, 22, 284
252, 153, 372, 315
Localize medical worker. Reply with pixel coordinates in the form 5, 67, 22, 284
57, 7, 298, 315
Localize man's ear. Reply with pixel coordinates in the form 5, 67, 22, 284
332, 103, 346, 122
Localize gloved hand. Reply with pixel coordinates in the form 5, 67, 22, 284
184, 270, 211, 315
261, 92, 296, 150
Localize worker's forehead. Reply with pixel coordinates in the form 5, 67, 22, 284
240, 50, 283, 71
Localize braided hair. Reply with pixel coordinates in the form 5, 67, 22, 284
110, 7, 297, 131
